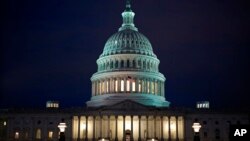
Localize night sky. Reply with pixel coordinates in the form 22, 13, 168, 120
1, 0, 250, 109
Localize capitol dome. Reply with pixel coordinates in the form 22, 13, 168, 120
101, 29, 156, 57
87, 0, 170, 107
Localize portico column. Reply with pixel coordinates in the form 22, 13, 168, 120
138, 116, 141, 141
176, 116, 179, 141
146, 116, 148, 139
85, 116, 88, 141
108, 115, 110, 139
131, 116, 134, 141
100, 115, 102, 138
123, 116, 125, 141
154, 116, 156, 138
78, 116, 81, 141
168, 116, 171, 141
115, 116, 118, 141
93, 116, 95, 141
161, 116, 163, 141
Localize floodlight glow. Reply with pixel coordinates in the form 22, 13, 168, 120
58, 122, 67, 132
192, 122, 201, 133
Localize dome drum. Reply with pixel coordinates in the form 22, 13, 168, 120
97, 54, 160, 73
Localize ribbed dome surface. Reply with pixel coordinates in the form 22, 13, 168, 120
100, 29, 156, 57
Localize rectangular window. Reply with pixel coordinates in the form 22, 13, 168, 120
48, 131, 53, 139
115, 80, 118, 92
106, 81, 109, 93
147, 81, 150, 93
138, 83, 141, 92
15, 132, 19, 139
126, 80, 130, 91
151, 81, 154, 94
132, 81, 135, 92
155, 82, 158, 94
102, 82, 104, 94
121, 80, 124, 92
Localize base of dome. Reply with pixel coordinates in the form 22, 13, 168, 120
86, 93, 170, 108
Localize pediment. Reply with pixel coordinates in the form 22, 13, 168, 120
101, 100, 154, 111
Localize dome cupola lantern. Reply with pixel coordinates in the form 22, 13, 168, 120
119, 0, 138, 31
87, 0, 170, 107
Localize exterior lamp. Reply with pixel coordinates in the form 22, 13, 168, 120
192, 122, 201, 141
58, 122, 67, 141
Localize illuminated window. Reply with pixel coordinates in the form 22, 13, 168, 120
141, 80, 144, 93
15, 132, 19, 139
102, 82, 104, 93
138, 81, 141, 93
151, 81, 154, 94
147, 81, 150, 93
106, 81, 109, 93
126, 80, 130, 91
155, 82, 158, 94
3, 121, 6, 126
115, 80, 118, 92
121, 80, 124, 92
132, 81, 135, 92
48, 131, 53, 139
36, 129, 41, 139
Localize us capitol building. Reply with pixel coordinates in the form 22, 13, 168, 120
0, 1, 249, 141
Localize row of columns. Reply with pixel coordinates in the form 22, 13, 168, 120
98, 58, 159, 72
74, 115, 183, 141
92, 78, 164, 97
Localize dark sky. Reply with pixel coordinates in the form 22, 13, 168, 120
1, 0, 250, 109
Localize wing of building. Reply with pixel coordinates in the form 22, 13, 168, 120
0, 1, 249, 141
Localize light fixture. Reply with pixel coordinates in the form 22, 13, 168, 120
58, 122, 67, 132
192, 122, 201, 133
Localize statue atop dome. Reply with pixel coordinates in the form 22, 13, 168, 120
119, 0, 137, 31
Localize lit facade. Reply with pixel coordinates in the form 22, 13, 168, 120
0, 1, 249, 141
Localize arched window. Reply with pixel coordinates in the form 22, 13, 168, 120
147, 62, 150, 70
36, 129, 41, 139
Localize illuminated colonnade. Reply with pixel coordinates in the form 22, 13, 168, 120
72, 115, 184, 141
91, 77, 164, 97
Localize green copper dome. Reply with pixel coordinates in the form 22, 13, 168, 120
101, 29, 156, 57
87, 0, 170, 108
